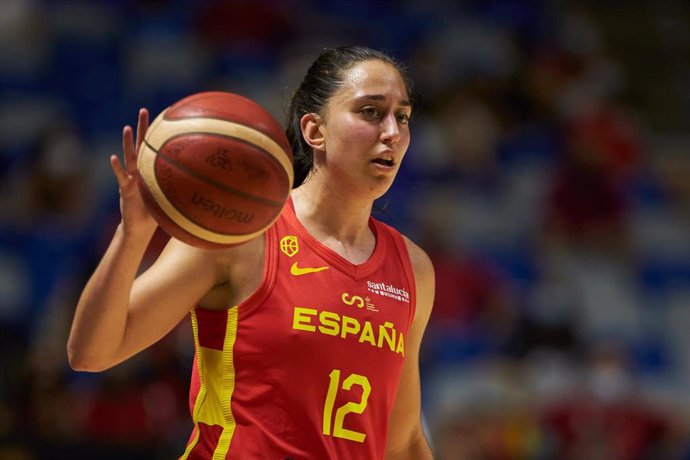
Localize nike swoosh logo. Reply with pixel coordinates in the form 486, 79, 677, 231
290, 262, 329, 276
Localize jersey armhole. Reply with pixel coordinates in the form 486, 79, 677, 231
389, 229, 417, 331
236, 225, 278, 317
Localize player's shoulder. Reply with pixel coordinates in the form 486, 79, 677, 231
372, 219, 430, 263
399, 233, 435, 322
370, 217, 434, 282
399, 234, 434, 283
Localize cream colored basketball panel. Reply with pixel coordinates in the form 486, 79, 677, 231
144, 108, 167, 149
144, 116, 294, 186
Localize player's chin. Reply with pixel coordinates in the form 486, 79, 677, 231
367, 172, 398, 198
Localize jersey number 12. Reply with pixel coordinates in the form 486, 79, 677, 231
322, 369, 371, 443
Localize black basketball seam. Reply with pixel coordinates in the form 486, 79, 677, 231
152, 131, 289, 189
144, 138, 286, 208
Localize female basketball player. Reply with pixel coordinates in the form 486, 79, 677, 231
68, 46, 434, 459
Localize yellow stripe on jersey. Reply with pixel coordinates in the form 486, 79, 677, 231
181, 307, 239, 460
179, 309, 204, 460
212, 306, 239, 460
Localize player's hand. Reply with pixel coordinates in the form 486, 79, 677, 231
110, 108, 158, 236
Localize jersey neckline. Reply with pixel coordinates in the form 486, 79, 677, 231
282, 195, 386, 280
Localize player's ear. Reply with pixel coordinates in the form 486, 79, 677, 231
300, 113, 325, 152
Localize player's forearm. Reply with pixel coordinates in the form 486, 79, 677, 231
67, 223, 154, 371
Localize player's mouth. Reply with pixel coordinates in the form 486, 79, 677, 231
371, 154, 396, 170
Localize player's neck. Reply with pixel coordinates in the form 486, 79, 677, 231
291, 182, 374, 254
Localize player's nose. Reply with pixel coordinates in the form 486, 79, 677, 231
380, 112, 401, 146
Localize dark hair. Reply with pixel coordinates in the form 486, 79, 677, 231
286, 46, 412, 188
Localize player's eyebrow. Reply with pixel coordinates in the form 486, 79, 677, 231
357, 94, 412, 107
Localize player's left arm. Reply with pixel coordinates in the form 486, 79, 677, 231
385, 236, 435, 460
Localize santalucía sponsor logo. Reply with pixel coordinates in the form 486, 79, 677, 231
366, 281, 409, 303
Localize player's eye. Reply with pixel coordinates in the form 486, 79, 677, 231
360, 106, 379, 120
396, 111, 410, 125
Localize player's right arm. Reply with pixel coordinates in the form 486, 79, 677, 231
67, 109, 227, 371
67, 234, 226, 371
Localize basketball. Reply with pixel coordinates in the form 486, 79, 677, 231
136, 91, 293, 248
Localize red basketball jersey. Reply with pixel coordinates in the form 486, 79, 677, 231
180, 197, 417, 460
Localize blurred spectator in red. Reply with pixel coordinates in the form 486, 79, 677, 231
543, 116, 636, 254
433, 404, 544, 460
430, 250, 513, 339
541, 342, 680, 460
566, 107, 640, 181
193, 0, 294, 52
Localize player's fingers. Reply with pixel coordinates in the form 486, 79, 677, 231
135, 108, 149, 153
122, 125, 136, 173
110, 154, 128, 187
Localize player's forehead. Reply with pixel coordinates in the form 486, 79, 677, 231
331, 60, 409, 106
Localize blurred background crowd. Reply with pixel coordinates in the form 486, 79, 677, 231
1, 0, 689, 459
